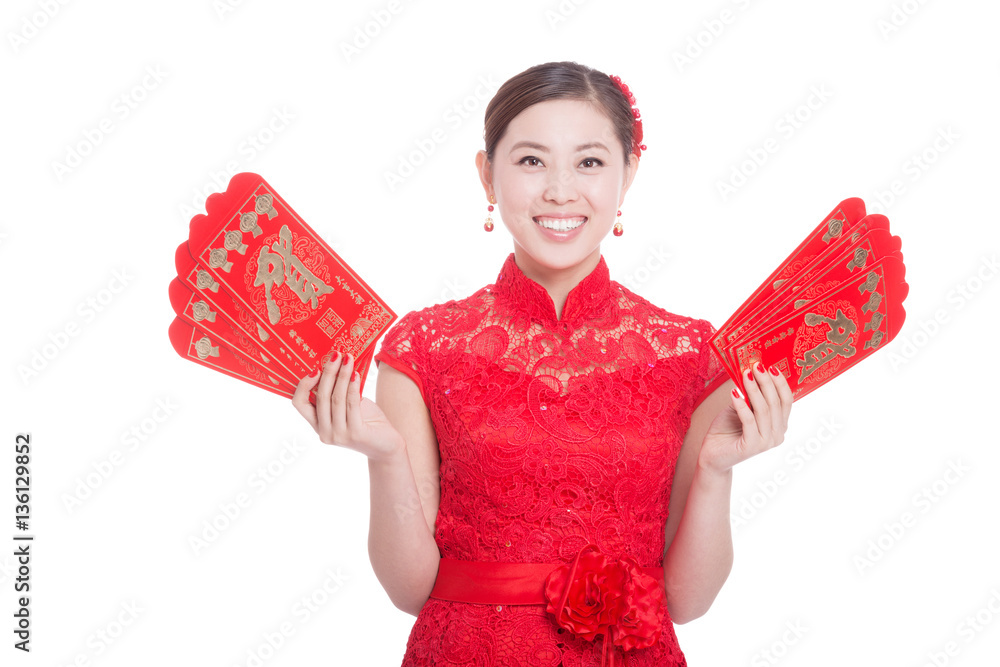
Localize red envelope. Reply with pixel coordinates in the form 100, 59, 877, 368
168, 317, 295, 399
703, 199, 909, 408
169, 172, 396, 402
723, 255, 908, 400
168, 277, 299, 390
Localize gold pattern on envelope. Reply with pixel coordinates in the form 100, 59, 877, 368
255, 193, 277, 219
864, 330, 884, 350
256, 323, 270, 342
209, 248, 233, 272
192, 300, 216, 322
350, 317, 373, 340
240, 211, 262, 237
254, 224, 335, 325
317, 308, 345, 339
194, 336, 220, 360
862, 291, 883, 314
196, 270, 219, 292
224, 230, 248, 254
797, 309, 857, 382
859, 271, 879, 294
822, 217, 844, 243
845, 247, 868, 271
864, 312, 884, 332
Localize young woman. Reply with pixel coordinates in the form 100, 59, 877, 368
293, 61, 793, 666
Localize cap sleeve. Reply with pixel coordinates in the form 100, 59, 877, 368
373, 310, 428, 406
691, 319, 728, 411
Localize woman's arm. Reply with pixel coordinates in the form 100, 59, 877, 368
369, 363, 442, 615
662, 363, 793, 624
292, 354, 442, 616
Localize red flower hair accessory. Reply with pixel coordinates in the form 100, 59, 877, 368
544, 544, 665, 664
609, 74, 647, 158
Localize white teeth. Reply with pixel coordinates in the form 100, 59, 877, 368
534, 217, 586, 231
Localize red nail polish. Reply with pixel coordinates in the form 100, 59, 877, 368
310, 367, 320, 378
332, 350, 340, 362
746, 370, 755, 383
732, 387, 741, 399
755, 362, 765, 374
769, 365, 780, 376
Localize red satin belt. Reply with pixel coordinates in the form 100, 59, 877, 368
428, 557, 666, 606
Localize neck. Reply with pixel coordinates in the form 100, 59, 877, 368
511, 246, 602, 320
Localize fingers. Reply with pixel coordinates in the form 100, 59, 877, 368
730, 385, 757, 456
314, 351, 341, 439
331, 352, 355, 436
742, 362, 792, 452
291, 367, 321, 431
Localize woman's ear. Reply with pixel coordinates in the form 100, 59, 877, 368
475, 150, 494, 199
620, 153, 639, 207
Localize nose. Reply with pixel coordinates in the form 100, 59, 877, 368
543, 165, 579, 204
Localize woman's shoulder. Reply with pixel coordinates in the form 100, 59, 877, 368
380, 285, 493, 339
612, 279, 714, 337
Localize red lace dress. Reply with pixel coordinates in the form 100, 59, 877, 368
373, 252, 723, 667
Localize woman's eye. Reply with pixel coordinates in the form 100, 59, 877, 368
519, 156, 542, 167
581, 158, 603, 168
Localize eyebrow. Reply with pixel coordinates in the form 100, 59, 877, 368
508, 140, 611, 154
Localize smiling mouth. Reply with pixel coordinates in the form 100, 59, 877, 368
533, 216, 587, 231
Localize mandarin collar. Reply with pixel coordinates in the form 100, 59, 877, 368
490, 252, 616, 328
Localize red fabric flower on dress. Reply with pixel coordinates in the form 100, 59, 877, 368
543, 544, 665, 657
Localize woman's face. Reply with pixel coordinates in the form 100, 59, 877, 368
477, 98, 638, 273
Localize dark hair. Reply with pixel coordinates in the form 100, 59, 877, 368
483, 61, 638, 166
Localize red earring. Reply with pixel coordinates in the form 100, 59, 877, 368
484, 195, 495, 232
613, 209, 623, 236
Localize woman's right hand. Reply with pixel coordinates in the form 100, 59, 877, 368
292, 351, 405, 462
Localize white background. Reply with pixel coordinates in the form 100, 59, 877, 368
2, 0, 998, 665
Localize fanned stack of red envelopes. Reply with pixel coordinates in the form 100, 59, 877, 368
168, 172, 397, 404
706, 197, 908, 404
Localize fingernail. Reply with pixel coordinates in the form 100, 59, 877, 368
310, 367, 320, 378
332, 350, 340, 362
732, 386, 743, 399
768, 364, 780, 376
755, 362, 765, 374
745, 370, 755, 383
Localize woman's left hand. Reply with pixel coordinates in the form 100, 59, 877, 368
698, 362, 794, 475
